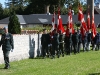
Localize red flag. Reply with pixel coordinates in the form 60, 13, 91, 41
80, 26, 86, 40
92, 15, 97, 38
78, 6, 83, 21
87, 12, 90, 29
67, 9, 74, 34
78, 4, 88, 38
51, 12, 55, 32
57, 7, 65, 33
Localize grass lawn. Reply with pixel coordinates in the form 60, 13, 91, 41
0, 50, 100, 75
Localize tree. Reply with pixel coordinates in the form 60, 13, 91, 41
5, 0, 29, 15
65, 0, 87, 14
0, 3, 4, 20
8, 12, 21, 34
25, 0, 66, 14
3, 8, 10, 18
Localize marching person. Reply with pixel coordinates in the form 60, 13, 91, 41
64, 29, 72, 55
82, 31, 88, 52
87, 30, 92, 51
41, 29, 48, 58
0, 27, 14, 69
77, 30, 82, 53
51, 29, 59, 58
92, 31, 99, 51
59, 30, 64, 57
72, 29, 79, 54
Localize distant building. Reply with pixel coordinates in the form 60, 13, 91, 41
0, 14, 100, 28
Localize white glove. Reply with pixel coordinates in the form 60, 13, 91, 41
11, 49, 13, 52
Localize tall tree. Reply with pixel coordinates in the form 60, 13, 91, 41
65, 0, 87, 14
5, 0, 29, 14
3, 8, 10, 18
8, 12, 21, 34
25, 0, 66, 14
0, 3, 4, 20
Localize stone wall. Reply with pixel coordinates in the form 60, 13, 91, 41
0, 34, 42, 64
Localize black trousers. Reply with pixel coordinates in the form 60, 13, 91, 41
73, 43, 78, 54
3, 50, 10, 67
59, 43, 64, 55
52, 44, 59, 56
42, 45, 48, 57
66, 43, 72, 55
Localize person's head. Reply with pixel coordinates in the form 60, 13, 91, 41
43, 29, 47, 34
59, 30, 62, 34
3, 27, 8, 33
53, 29, 57, 34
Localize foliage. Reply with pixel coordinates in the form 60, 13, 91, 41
3, 8, 10, 18
22, 25, 52, 32
0, 50, 100, 75
8, 12, 21, 34
0, 3, 4, 20
25, 0, 66, 14
65, 0, 87, 14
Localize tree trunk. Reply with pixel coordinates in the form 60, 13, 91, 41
45, 5, 50, 14
87, 0, 94, 28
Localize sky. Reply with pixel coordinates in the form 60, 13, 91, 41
0, 0, 5, 8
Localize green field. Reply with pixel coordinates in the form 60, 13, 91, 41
0, 50, 100, 75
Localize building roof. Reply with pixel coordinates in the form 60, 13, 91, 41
0, 14, 100, 26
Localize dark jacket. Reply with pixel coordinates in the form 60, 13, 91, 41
72, 32, 79, 44
78, 33, 82, 43
82, 33, 88, 43
93, 33, 99, 44
59, 34, 64, 43
0, 33, 14, 51
87, 33, 92, 42
41, 34, 48, 46
64, 33, 72, 44
52, 33, 59, 45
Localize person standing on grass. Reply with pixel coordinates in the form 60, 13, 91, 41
0, 27, 14, 69
82, 31, 88, 52
87, 30, 92, 51
77, 30, 82, 53
41, 29, 48, 58
72, 29, 79, 54
58, 30, 64, 57
92, 31, 99, 51
51, 29, 59, 58
64, 29, 72, 55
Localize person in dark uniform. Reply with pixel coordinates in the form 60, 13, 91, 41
96, 32, 100, 50
87, 30, 92, 51
0, 27, 14, 69
82, 31, 88, 52
41, 29, 48, 58
93, 32, 99, 51
77, 30, 82, 53
72, 29, 79, 54
64, 29, 72, 55
59, 30, 64, 57
51, 29, 59, 58
46, 32, 52, 57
